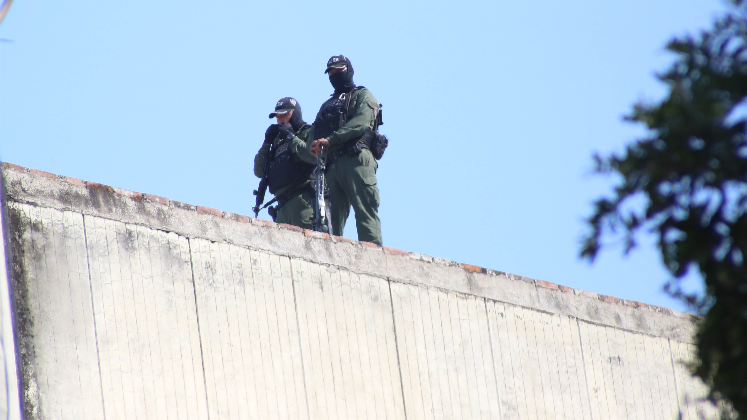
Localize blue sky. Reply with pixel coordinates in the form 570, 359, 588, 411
0, 0, 730, 311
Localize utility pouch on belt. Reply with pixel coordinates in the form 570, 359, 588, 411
358, 129, 389, 160
367, 103, 388, 160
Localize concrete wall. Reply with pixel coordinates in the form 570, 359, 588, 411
1, 162, 716, 420
0, 170, 22, 420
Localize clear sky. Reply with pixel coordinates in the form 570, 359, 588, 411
0, 0, 730, 312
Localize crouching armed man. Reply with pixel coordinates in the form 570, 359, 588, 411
254, 97, 317, 229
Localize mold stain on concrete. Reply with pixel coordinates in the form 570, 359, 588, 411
7, 207, 41, 420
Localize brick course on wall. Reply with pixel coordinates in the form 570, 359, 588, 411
1, 163, 715, 420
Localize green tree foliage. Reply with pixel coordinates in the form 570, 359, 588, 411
582, 1, 747, 416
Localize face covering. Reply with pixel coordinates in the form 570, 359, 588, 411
289, 105, 305, 131
329, 69, 355, 93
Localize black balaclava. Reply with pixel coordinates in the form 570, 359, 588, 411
288, 102, 305, 131
328, 56, 355, 93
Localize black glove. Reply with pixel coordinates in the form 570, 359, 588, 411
264, 124, 279, 144
277, 122, 295, 141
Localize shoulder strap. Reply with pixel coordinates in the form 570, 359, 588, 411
344, 86, 366, 118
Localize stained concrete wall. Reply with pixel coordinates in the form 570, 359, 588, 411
1, 162, 716, 420
0, 171, 22, 420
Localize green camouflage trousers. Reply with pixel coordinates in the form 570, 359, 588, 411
275, 187, 314, 230
326, 148, 382, 245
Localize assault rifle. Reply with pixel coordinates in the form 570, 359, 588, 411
252, 175, 271, 218
312, 152, 331, 233
252, 136, 276, 218
252, 179, 277, 218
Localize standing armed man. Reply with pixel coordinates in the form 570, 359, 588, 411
255, 97, 317, 229
302, 55, 383, 245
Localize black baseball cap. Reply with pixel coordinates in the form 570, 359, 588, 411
324, 55, 350, 73
269, 97, 298, 118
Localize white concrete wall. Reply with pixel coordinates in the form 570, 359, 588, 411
1, 164, 718, 420
0, 171, 22, 420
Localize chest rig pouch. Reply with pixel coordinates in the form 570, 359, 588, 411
313, 89, 359, 141
314, 87, 389, 161
266, 135, 314, 195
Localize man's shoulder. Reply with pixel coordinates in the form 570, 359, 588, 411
353, 86, 373, 96
352, 86, 377, 105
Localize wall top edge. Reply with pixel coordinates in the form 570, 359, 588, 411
0, 162, 700, 342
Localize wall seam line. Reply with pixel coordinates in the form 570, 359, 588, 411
59, 211, 87, 417
187, 238, 212, 420
288, 258, 313, 420
36, 208, 54, 419
317, 265, 340, 418
483, 298, 505, 420
81, 215, 107, 420
386, 279, 409, 420
668, 338, 684, 416
24, 204, 48, 419
268, 254, 293, 420
169, 234, 193, 420
576, 318, 596, 420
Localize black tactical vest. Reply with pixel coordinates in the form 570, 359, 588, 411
266, 132, 314, 195
313, 88, 362, 140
